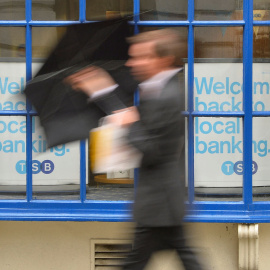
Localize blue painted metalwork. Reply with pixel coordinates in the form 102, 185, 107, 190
253, 111, 270, 116
242, 0, 253, 206
132, 0, 140, 190
0, 21, 27, 26
190, 111, 245, 117
79, 0, 86, 23
133, 0, 140, 35
253, 21, 270, 26
0, 0, 270, 222
29, 21, 81, 26
0, 111, 28, 116
79, 0, 87, 203
26, 0, 33, 202
187, 0, 195, 203
129, 21, 245, 27
80, 140, 87, 202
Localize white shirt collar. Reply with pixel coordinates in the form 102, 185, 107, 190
139, 68, 182, 93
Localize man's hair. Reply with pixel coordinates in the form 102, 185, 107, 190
127, 29, 186, 66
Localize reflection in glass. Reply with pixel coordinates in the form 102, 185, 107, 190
252, 5, 270, 201
253, 26, 270, 59
32, 27, 66, 59
253, 62, 270, 111
253, 118, 270, 200
195, 0, 243, 21
87, 136, 134, 201
254, 0, 270, 11
195, 27, 243, 59
0, 0, 25, 20
87, 174, 135, 201
253, 2, 270, 59
86, 0, 133, 20
0, 116, 26, 199
194, 117, 243, 201
32, 0, 79, 21
140, 0, 187, 20
0, 27, 25, 59
0, 28, 26, 111
32, 117, 81, 200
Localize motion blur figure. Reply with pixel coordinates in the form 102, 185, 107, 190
67, 29, 203, 270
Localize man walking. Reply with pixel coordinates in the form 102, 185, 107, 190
115, 29, 203, 270
67, 28, 203, 270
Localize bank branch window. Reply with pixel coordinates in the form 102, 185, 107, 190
0, 0, 270, 222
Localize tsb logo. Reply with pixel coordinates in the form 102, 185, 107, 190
221, 160, 258, 175
16, 160, 55, 174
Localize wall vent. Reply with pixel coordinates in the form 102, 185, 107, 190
90, 239, 132, 270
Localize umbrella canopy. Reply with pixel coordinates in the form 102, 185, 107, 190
24, 17, 138, 148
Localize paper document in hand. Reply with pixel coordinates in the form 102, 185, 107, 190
90, 122, 142, 174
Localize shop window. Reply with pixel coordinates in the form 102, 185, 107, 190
0, 0, 269, 221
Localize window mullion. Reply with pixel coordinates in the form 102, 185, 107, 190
79, 0, 86, 23
26, 0, 33, 202
242, 0, 253, 207
188, 0, 195, 203
80, 140, 87, 202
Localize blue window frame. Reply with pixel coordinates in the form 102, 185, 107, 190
0, 0, 270, 222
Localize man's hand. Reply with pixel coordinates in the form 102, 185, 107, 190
108, 107, 140, 127
64, 66, 116, 96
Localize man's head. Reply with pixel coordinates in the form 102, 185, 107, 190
125, 29, 185, 81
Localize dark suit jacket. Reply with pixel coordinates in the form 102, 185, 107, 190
127, 73, 185, 227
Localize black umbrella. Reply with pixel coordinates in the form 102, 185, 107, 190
24, 17, 138, 148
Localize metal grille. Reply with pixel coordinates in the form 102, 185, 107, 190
90, 239, 132, 270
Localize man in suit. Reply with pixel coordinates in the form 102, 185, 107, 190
68, 29, 203, 270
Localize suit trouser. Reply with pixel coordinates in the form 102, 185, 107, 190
122, 225, 203, 270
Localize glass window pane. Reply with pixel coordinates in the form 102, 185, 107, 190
86, 0, 133, 20
140, 0, 187, 21
254, 0, 270, 11
87, 175, 135, 201
253, 26, 270, 59
0, 62, 26, 111
253, 118, 270, 201
32, 0, 79, 21
0, 28, 26, 111
0, 27, 26, 58
253, 62, 270, 112
32, 27, 66, 59
32, 117, 81, 200
252, 13, 270, 200
194, 117, 243, 201
0, 0, 25, 20
0, 116, 26, 199
87, 131, 135, 201
194, 27, 243, 112
195, 0, 243, 21
195, 27, 243, 59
